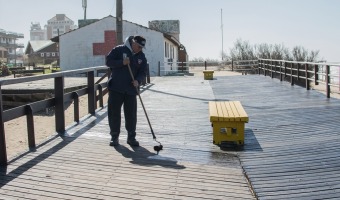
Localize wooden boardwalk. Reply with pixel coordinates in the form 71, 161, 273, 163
1, 74, 340, 199
211, 75, 340, 199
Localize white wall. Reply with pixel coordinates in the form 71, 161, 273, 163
60, 16, 164, 76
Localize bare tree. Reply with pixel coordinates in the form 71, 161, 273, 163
228, 39, 320, 62
230, 39, 256, 60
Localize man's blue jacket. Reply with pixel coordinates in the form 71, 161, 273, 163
106, 36, 147, 95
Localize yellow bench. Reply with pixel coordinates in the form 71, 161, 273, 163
203, 70, 214, 80
209, 101, 249, 147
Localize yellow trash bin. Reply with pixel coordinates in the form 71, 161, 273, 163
203, 70, 214, 80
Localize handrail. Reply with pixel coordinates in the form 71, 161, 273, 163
257, 59, 340, 99
258, 58, 340, 66
0, 66, 109, 165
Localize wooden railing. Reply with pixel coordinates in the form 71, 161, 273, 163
258, 59, 340, 98
0, 66, 110, 165
158, 60, 258, 76
158, 59, 339, 97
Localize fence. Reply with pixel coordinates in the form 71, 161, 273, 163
0, 66, 110, 165
258, 59, 340, 98
157, 59, 339, 98
157, 60, 258, 76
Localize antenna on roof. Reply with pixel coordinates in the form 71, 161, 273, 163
82, 0, 87, 20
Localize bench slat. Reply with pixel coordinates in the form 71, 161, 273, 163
209, 101, 219, 121
223, 101, 236, 122
233, 101, 249, 122
209, 101, 248, 122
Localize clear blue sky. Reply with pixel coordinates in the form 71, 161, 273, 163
1, 0, 339, 62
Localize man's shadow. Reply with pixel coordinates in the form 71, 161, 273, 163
113, 145, 185, 169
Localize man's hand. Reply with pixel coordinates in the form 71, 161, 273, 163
123, 57, 130, 65
132, 80, 139, 87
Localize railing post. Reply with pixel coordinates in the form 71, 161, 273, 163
0, 85, 7, 166
271, 60, 273, 78
326, 65, 330, 98
284, 62, 287, 78
314, 64, 319, 85
205, 61, 207, 70
258, 59, 261, 75
26, 105, 35, 149
305, 63, 310, 90
98, 84, 104, 108
231, 60, 234, 71
158, 61, 160, 76
88, 71, 95, 115
147, 63, 150, 83
55, 76, 65, 134
280, 61, 283, 81
291, 63, 294, 86
73, 92, 80, 123
297, 63, 300, 81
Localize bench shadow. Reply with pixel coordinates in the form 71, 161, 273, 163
219, 129, 263, 152
114, 145, 186, 169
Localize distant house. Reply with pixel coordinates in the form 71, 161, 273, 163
0, 28, 24, 64
51, 15, 188, 76
0, 47, 7, 62
25, 40, 59, 65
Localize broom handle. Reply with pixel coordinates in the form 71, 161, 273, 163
125, 58, 157, 140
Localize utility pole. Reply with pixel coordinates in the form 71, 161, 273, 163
82, 0, 87, 20
116, 0, 123, 44
221, 8, 224, 61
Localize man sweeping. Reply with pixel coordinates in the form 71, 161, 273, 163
106, 35, 147, 147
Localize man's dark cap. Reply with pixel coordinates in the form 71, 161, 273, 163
133, 36, 146, 49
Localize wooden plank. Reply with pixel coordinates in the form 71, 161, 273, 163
233, 101, 249, 122
219, 101, 231, 121
209, 101, 219, 122
216, 101, 224, 121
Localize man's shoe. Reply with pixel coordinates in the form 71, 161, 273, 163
110, 138, 119, 146
127, 139, 139, 147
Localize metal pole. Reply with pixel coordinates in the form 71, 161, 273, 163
116, 0, 123, 45
221, 8, 224, 61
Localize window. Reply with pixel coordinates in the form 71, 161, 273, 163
40, 53, 44, 57
52, 53, 55, 56
46, 53, 50, 57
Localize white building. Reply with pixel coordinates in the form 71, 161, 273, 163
46, 14, 77, 40
52, 15, 186, 76
30, 22, 47, 41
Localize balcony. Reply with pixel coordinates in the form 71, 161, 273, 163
0, 42, 24, 48
6, 31, 24, 38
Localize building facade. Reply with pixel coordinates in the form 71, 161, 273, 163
0, 28, 24, 64
46, 14, 77, 40
30, 22, 47, 41
25, 40, 59, 65
53, 15, 187, 76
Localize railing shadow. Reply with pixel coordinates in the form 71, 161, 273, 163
0, 107, 108, 187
